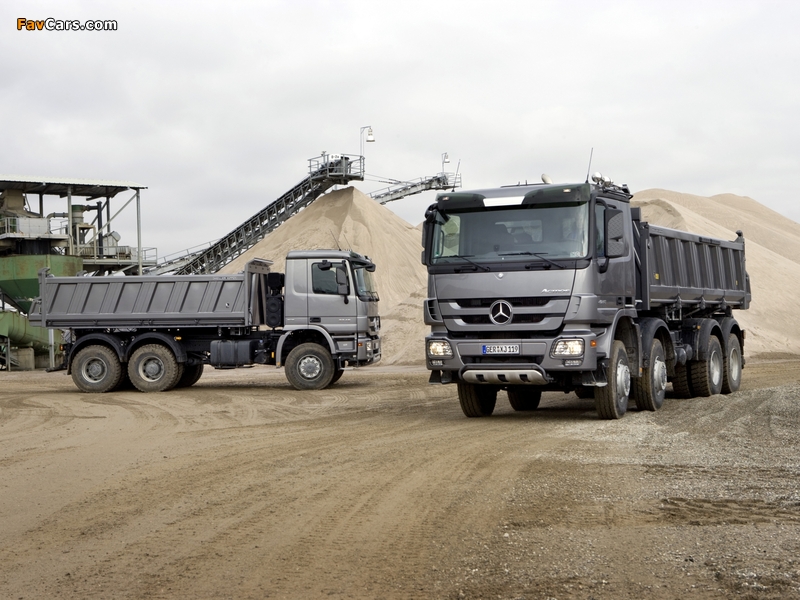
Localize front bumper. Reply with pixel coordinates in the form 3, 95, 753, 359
425, 333, 598, 384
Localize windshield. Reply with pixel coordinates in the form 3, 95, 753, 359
430, 202, 590, 264
353, 264, 379, 301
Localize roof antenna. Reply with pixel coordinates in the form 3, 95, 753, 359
585, 148, 594, 183
341, 231, 352, 251
329, 229, 341, 251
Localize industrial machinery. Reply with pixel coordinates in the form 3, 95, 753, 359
0, 177, 152, 369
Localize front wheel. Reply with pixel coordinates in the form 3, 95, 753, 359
71, 345, 123, 393
457, 383, 497, 417
285, 343, 335, 390
327, 367, 345, 387
507, 387, 542, 411
595, 340, 631, 419
721, 333, 742, 394
128, 344, 183, 392
632, 338, 667, 411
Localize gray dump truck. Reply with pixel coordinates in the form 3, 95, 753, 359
422, 174, 750, 419
29, 250, 381, 392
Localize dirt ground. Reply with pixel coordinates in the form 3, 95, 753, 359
1, 359, 800, 600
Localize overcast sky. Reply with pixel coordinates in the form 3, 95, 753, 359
2, 0, 798, 258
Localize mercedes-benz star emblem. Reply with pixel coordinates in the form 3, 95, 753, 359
489, 300, 513, 325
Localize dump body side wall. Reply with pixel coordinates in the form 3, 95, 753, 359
635, 220, 749, 313
30, 271, 251, 328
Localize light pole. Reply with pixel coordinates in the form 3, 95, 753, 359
360, 126, 375, 158
441, 152, 450, 174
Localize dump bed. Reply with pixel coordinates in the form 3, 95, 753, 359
635, 215, 750, 312
29, 259, 272, 329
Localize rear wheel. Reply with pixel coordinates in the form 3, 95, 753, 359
128, 344, 183, 392
176, 363, 204, 388
72, 345, 123, 393
285, 343, 335, 390
507, 387, 541, 411
457, 383, 497, 417
632, 338, 667, 411
595, 340, 630, 419
690, 336, 723, 397
721, 333, 742, 394
672, 362, 694, 398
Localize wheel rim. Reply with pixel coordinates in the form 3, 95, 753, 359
730, 347, 742, 382
710, 349, 723, 387
139, 357, 165, 382
298, 355, 322, 380
83, 358, 107, 383
653, 356, 667, 394
617, 359, 631, 399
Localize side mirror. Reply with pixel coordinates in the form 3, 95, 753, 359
421, 221, 434, 265
335, 266, 349, 297
365, 263, 376, 273
605, 209, 626, 258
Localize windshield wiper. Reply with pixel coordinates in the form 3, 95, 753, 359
517, 252, 565, 270
442, 254, 490, 272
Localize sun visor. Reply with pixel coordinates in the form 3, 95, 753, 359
435, 192, 486, 210
522, 183, 591, 205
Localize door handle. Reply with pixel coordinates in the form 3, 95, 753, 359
310, 317, 321, 323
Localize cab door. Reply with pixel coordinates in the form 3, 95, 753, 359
306, 260, 357, 335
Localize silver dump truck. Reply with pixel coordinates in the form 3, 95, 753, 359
29, 250, 381, 392
422, 174, 750, 419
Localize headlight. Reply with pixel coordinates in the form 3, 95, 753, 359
427, 339, 453, 358
551, 338, 584, 358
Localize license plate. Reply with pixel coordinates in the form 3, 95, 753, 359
482, 344, 520, 355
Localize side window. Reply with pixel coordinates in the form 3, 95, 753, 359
311, 262, 343, 294
595, 204, 605, 257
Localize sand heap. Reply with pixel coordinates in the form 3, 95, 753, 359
218, 185, 800, 364
218, 187, 428, 363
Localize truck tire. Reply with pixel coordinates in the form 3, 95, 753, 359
507, 387, 541, 411
672, 362, 694, 398
457, 383, 497, 417
594, 340, 630, 419
285, 343, 335, 390
128, 344, 183, 393
721, 333, 742, 394
690, 335, 723, 397
632, 338, 667, 411
327, 367, 345, 386
176, 363, 204, 388
71, 345, 123, 393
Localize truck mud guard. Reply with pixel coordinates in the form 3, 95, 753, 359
637, 317, 670, 369
681, 318, 723, 362
67, 332, 126, 374
275, 326, 335, 368
126, 332, 188, 364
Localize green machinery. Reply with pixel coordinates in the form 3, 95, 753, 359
0, 177, 153, 369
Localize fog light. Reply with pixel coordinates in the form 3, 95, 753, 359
563, 359, 582, 367
427, 339, 453, 358
551, 338, 585, 358
431, 359, 444, 366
